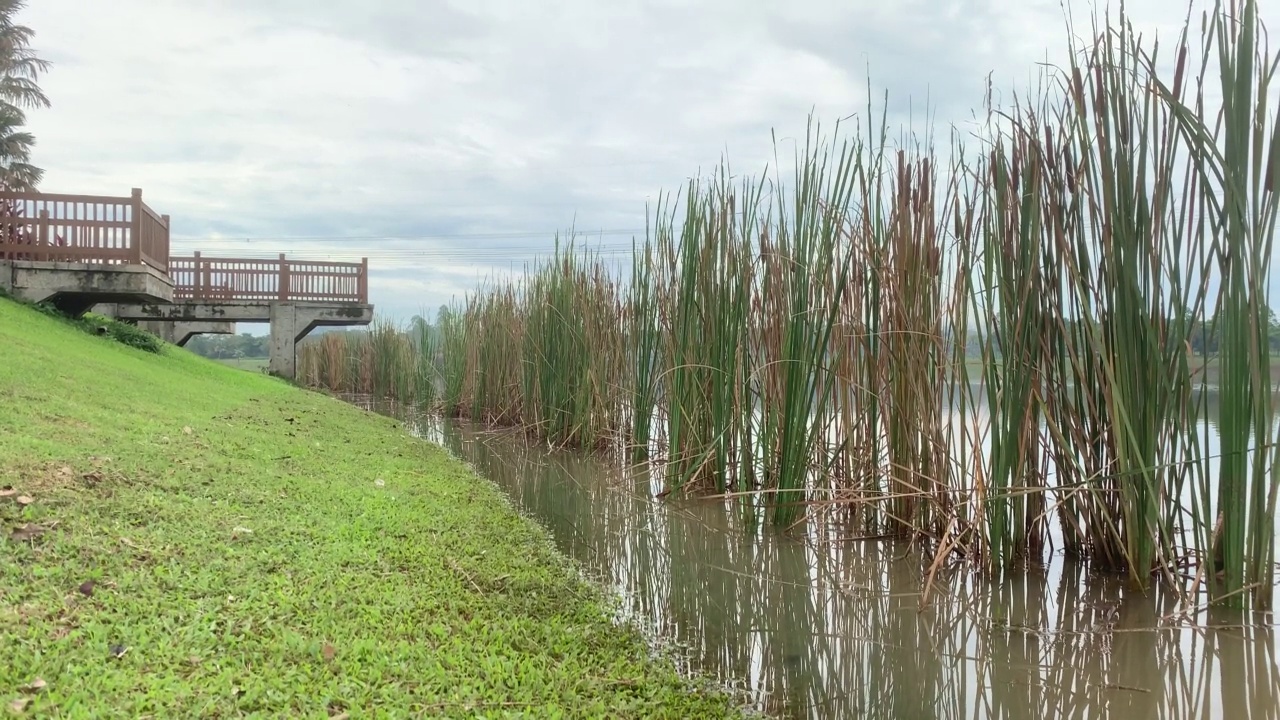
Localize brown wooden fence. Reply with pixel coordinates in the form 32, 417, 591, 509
170, 253, 368, 303
0, 188, 170, 273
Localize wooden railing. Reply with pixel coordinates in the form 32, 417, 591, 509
0, 188, 170, 273
170, 253, 369, 303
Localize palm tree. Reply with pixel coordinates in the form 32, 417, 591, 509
0, 0, 49, 192
0, 103, 39, 188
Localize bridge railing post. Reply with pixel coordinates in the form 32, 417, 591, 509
129, 188, 143, 265
160, 214, 171, 274
193, 251, 203, 300
358, 257, 368, 303
278, 252, 289, 301
36, 210, 49, 255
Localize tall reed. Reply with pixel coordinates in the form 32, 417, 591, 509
627, 211, 663, 461
1164, 0, 1280, 607
300, 0, 1280, 610
654, 173, 756, 494
297, 322, 432, 407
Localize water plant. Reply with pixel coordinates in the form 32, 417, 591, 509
298, 0, 1280, 610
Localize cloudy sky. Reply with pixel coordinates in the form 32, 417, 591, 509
16, 0, 1268, 326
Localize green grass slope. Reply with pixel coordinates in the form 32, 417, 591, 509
0, 298, 740, 719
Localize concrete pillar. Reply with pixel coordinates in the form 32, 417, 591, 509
268, 303, 325, 379
268, 302, 370, 379
268, 303, 299, 379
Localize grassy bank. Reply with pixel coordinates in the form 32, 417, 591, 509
216, 356, 269, 372
0, 298, 742, 718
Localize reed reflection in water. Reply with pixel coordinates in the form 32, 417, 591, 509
361, 397, 1278, 720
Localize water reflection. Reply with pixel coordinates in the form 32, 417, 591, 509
370, 400, 1278, 719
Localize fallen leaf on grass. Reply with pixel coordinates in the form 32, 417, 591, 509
9, 697, 29, 713
19, 679, 45, 694
81, 472, 103, 486
374, 479, 385, 488
231, 527, 253, 540
321, 642, 336, 662
182, 426, 193, 436
15, 496, 32, 507
78, 580, 96, 597
0, 489, 16, 503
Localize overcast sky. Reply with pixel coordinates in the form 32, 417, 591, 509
16, 0, 1271, 326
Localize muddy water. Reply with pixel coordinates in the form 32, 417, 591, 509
362, 400, 1278, 719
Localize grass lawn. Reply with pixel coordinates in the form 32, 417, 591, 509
0, 298, 742, 719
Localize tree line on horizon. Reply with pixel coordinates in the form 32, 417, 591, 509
254, 303, 1280, 361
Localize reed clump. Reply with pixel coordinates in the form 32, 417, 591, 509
298, 319, 436, 407
299, 1, 1280, 610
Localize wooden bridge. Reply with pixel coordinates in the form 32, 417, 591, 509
170, 253, 368, 303
0, 188, 171, 272
0, 187, 374, 377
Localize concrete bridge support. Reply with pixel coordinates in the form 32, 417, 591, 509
136, 320, 234, 348
267, 302, 375, 378
97, 300, 373, 379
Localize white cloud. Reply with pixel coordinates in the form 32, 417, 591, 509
15, 0, 1275, 323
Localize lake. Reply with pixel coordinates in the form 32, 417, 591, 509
352, 396, 1279, 719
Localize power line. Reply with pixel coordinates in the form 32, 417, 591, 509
166, 244, 642, 262
170, 228, 648, 243
169, 242, 638, 253
167, 253, 640, 262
